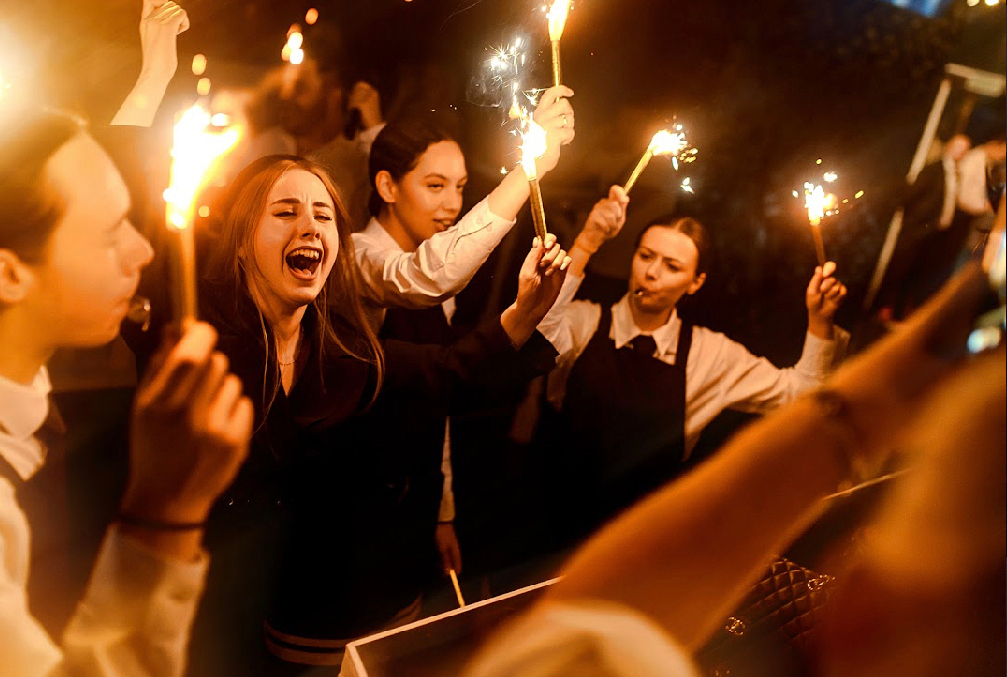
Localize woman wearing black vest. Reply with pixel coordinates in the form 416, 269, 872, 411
541, 188, 849, 544
128, 154, 571, 673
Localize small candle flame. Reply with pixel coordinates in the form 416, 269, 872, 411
547, 0, 570, 41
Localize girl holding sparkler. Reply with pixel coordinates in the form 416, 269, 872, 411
537, 188, 850, 544
158, 154, 573, 671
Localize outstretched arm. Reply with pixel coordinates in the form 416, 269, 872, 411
353, 86, 576, 310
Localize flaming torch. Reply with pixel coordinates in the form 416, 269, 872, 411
623, 127, 690, 194
520, 117, 549, 242
546, 0, 570, 88
163, 105, 242, 323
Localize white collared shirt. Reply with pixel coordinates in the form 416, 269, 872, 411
548, 290, 849, 457
352, 198, 516, 312
0, 368, 208, 677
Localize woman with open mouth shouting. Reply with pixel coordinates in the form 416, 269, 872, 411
133, 154, 573, 674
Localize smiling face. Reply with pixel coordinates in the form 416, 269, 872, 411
629, 225, 705, 316
24, 134, 154, 346
245, 169, 338, 313
378, 140, 467, 250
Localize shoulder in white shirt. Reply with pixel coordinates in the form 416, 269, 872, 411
0, 368, 208, 677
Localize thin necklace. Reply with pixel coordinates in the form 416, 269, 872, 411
277, 330, 301, 366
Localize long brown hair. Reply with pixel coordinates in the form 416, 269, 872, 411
207, 155, 384, 415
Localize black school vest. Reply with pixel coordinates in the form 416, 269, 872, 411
561, 305, 693, 533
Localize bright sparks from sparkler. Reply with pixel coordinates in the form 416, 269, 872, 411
519, 118, 548, 180
547, 0, 570, 41
795, 169, 863, 220
681, 177, 694, 193
164, 105, 242, 231
623, 125, 697, 194
803, 183, 827, 226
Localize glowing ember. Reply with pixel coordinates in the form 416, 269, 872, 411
855, 190, 864, 199
305, 8, 319, 24
681, 177, 694, 193
196, 78, 211, 96
289, 48, 304, 65
823, 171, 838, 182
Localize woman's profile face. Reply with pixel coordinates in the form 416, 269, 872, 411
246, 168, 338, 312
27, 134, 154, 347
384, 140, 467, 249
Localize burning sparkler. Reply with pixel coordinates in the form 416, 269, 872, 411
519, 116, 550, 242
546, 0, 570, 87
803, 182, 828, 266
623, 126, 695, 194
164, 105, 242, 322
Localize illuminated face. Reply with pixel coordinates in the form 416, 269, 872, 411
383, 140, 467, 249
628, 226, 705, 315
27, 135, 154, 346
247, 169, 338, 312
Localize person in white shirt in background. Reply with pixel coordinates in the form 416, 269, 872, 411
465, 264, 1004, 677
0, 2, 253, 675
351, 94, 577, 582
538, 186, 849, 540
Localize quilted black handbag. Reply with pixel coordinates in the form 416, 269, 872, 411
695, 558, 835, 677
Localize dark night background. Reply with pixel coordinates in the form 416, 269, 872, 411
7, 0, 1003, 363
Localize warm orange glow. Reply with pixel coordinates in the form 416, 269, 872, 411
547, 0, 571, 41
650, 129, 687, 158
198, 205, 210, 218
519, 118, 548, 180
165, 105, 242, 232
804, 183, 826, 226
305, 8, 319, 24
289, 48, 304, 65
191, 54, 207, 76
196, 78, 211, 96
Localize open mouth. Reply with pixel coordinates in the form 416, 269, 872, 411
285, 246, 324, 279
433, 218, 454, 232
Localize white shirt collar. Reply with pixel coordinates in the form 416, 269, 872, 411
361, 217, 403, 252
359, 218, 456, 324
0, 367, 51, 480
609, 295, 681, 358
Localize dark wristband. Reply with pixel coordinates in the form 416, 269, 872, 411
118, 513, 207, 532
